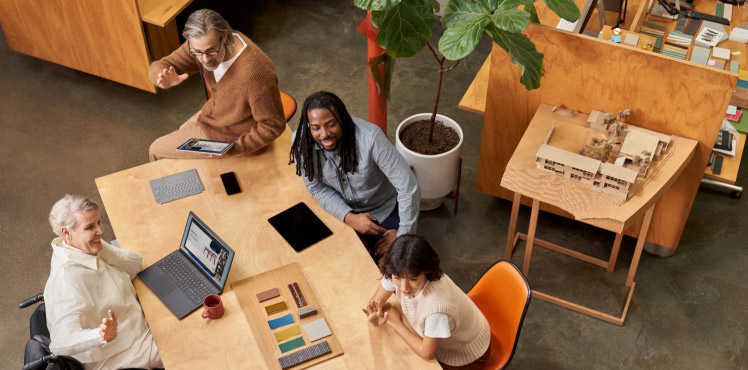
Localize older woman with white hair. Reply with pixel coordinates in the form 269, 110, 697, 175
44, 195, 162, 370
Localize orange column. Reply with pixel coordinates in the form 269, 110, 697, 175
357, 12, 387, 133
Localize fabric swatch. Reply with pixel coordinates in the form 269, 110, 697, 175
268, 314, 295, 330
274, 325, 301, 342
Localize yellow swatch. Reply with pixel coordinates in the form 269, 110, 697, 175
274, 325, 301, 342
265, 301, 287, 315
740, 69, 748, 80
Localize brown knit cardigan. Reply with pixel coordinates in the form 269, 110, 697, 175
148, 32, 285, 155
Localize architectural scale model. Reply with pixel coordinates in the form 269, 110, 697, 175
535, 109, 672, 201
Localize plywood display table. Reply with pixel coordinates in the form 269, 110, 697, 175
95, 128, 440, 369
501, 104, 697, 325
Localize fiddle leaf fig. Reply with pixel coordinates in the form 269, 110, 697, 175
441, 0, 487, 28
478, 0, 500, 11
372, 0, 436, 58
543, 0, 580, 21
490, 9, 531, 33
525, 3, 540, 23
487, 25, 543, 90
496, 0, 534, 10
438, 16, 491, 60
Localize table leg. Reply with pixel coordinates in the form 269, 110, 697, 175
626, 205, 655, 287
607, 232, 624, 273
505, 192, 522, 259
522, 198, 540, 276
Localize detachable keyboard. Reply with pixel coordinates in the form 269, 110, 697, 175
158, 253, 215, 304
278, 341, 331, 369
149, 169, 204, 204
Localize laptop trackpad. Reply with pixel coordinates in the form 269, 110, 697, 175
151, 276, 177, 296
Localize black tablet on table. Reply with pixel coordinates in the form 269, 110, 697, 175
268, 202, 333, 252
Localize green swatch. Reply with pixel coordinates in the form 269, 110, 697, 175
279, 336, 306, 353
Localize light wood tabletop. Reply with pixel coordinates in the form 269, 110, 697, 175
137, 0, 193, 27
95, 128, 440, 369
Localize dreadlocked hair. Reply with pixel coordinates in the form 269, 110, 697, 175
289, 91, 359, 182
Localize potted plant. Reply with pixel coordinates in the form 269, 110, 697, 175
354, 0, 580, 209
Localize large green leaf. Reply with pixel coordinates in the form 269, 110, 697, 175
441, 0, 488, 28
354, 0, 401, 11
524, 3, 540, 23
486, 25, 543, 90
490, 9, 530, 33
478, 0, 500, 11
374, 0, 436, 58
543, 0, 580, 21
439, 16, 491, 60
496, 0, 534, 11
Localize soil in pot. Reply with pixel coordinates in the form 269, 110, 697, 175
399, 120, 459, 155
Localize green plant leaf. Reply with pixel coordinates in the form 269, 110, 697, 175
354, 0, 402, 11
439, 16, 491, 60
490, 9, 530, 33
524, 3, 540, 23
427, 0, 440, 12
486, 25, 543, 90
375, 0, 436, 58
478, 0, 500, 11
441, 0, 488, 28
543, 0, 580, 21
496, 0, 534, 10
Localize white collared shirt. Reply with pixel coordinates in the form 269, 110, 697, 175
214, 32, 247, 82
44, 238, 147, 364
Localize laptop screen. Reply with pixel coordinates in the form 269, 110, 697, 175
180, 212, 234, 286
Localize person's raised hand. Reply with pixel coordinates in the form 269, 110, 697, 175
99, 310, 118, 342
156, 66, 188, 89
362, 301, 390, 327
344, 212, 386, 235
374, 229, 397, 256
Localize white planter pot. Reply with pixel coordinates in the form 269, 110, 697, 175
396, 113, 463, 210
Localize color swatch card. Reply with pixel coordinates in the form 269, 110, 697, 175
265, 301, 288, 315
690, 46, 711, 65
268, 314, 294, 330
274, 325, 301, 342
304, 318, 333, 342
712, 47, 731, 61
278, 337, 306, 353
257, 288, 281, 302
695, 27, 725, 48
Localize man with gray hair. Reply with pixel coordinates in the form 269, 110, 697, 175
147, 8, 285, 161
44, 195, 162, 369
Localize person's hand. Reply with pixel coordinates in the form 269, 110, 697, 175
155, 66, 188, 89
362, 301, 390, 327
374, 229, 397, 256
344, 212, 385, 235
99, 310, 118, 342
384, 305, 403, 328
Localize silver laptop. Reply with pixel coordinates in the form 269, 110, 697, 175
149, 169, 204, 204
138, 212, 235, 319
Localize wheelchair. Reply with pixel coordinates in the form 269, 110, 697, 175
19, 293, 83, 370
18, 294, 157, 370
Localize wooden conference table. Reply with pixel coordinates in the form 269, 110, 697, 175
95, 128, 439, 369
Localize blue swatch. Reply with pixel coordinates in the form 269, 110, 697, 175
268, 313, 294, 329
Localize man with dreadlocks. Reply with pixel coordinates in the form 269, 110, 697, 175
290, 91, 419, 261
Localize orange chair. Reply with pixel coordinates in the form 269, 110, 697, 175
200, 71, 296, 122
468, 260, 531, 370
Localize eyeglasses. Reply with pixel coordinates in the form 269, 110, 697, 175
189, 36, 222, 57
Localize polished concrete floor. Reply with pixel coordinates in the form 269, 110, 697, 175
2, 1, 747, 369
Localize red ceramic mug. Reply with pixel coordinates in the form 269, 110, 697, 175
202, 294, 224, 319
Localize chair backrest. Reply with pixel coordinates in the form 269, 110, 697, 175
467, 260, 531, 369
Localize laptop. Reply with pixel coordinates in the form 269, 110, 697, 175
149, 169, 204, 204
138, 212, 235, 319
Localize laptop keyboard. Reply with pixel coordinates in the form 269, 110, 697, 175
159, 253, 216, 304
150, 169, 204, 204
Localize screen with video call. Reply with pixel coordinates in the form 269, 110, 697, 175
183, 220, 230, 284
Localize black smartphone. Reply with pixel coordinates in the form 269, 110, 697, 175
220, 172, 241, 195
